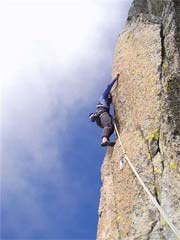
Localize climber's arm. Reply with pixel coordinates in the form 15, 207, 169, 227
102, 74, 119, 100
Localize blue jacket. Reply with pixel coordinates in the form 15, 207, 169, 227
96, 76, 117, 109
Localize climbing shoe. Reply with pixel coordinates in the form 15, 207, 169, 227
101, 141, 115, 147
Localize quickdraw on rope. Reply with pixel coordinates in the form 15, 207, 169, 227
114, 122, 180, 240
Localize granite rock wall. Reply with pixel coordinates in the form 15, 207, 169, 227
97, 1, 180, 239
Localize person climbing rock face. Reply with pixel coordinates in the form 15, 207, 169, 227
89, 73, 119, 147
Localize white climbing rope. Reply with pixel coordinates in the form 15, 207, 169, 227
114, 122, 180, 240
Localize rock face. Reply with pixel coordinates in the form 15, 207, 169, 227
97, 0, 180, 239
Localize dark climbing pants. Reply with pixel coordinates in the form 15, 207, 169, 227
99, 112, 114, 139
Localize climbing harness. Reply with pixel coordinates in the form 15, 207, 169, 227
114, 122, 180, 240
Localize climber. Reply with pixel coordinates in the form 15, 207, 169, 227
89, 73, 119, 147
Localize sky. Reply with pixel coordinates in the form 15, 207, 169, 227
0, 0, 132, 239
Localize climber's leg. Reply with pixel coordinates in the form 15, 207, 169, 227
100, 112, 115, 146
100, 112, 114, 138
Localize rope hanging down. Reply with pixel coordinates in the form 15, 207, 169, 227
114, 122, 180, 240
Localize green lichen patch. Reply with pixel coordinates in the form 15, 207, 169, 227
160, 219, 167, 225
169, 161, 177, 170
145, 129, 160, 158
154, 167, 162, 175
146, 129, 160, 141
